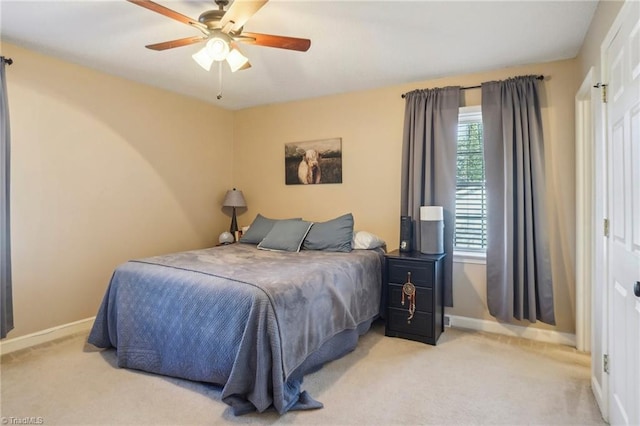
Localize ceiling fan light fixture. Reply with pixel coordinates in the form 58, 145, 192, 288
205, 37, 230, 61
192, 46, 215, 71
227, 48, 249, 73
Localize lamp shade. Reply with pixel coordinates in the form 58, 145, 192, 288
192, 33, 232, 71
223, 188, 246, 208
227, 48, 249, 73
192, 46, 215, 71
206, 37, 230, 61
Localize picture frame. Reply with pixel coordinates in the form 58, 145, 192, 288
284, 138, 342, 185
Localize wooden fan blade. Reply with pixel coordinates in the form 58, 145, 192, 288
145, 36, 207, 51
220, 0, 268, 34
127, 0, 205, 30
239, 32, 311, 52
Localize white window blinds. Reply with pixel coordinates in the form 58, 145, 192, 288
455, 107, 486, 251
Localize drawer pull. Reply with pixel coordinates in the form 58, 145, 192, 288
401, 272, 416, 323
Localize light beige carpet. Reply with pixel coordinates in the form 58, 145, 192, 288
1, 321, 605, 425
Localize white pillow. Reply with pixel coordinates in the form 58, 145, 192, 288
352, 231, 386, 250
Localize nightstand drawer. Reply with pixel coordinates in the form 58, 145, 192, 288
383, 251, 444, 345
388, 260, 433, 287
388, 283, 433, 313
386, 307, 433, 338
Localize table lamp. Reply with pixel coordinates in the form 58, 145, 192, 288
222, 188, 247, 235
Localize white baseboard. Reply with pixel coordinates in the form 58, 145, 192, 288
448, 314, 576, 347
1, 314, 575, 355
0, 317, 95, 356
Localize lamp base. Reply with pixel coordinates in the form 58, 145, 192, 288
230, 207, 238, 234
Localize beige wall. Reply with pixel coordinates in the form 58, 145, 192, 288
234, 59, 580, 333
4, 43, 235, 338
4, 45, 583, 338
577, 0, 625, 82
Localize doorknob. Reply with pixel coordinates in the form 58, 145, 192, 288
635, 281, 640, 298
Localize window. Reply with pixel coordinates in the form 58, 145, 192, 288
455, 106, 486, 252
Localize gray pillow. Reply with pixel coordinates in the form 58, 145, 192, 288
303, 213, 354, 252
239, 214, 300, 244
258, 220, 314, 252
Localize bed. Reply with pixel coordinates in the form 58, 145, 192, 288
87, 240, 384, 415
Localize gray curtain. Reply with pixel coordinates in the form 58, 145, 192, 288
481, 76, 555, 325
401, 86, 460, 306
1, 57, 13, 338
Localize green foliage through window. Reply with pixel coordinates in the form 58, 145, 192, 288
455, 112, 487, 251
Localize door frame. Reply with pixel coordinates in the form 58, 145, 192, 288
578, 63, 609, 419
575, 67, 595, 353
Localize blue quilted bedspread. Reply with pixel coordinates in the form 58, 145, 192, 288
87, 243, 383, 414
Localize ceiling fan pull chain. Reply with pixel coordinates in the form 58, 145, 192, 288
216, 61, 223, 100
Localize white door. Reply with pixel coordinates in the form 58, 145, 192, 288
605, 1, 640, 424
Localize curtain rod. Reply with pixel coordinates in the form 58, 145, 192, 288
401, 75, 544, 98
1, 57, 13, 65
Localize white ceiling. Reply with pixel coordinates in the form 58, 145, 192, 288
0, 0, 598, 110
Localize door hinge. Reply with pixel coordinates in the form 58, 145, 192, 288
604, 218, 610, 237
594, 83, 608, 103
604, 354, 610, 374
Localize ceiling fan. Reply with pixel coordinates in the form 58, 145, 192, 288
128, 0, 311, 73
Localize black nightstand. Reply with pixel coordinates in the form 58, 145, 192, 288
384, 250, 445, 345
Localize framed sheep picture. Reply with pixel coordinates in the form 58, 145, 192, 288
285, 138, 342, 185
